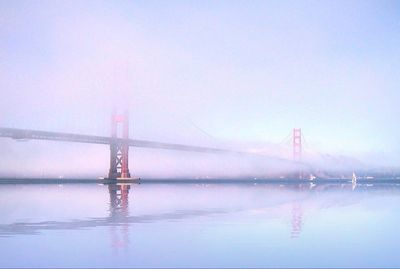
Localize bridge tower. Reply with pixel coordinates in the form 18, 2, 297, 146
293, 128, 303, 179
108, 110, 131, 179
293, 128, 302, 162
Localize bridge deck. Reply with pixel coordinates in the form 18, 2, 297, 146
0, 127, 232, 154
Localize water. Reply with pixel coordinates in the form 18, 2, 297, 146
0, 181, 400, 268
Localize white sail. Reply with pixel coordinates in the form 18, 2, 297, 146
352, 172, 357, 184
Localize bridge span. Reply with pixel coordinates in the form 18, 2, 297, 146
0, 109, 253, 179
0, 111, 305, 179
0, 127, 231, 154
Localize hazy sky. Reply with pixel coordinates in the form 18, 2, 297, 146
0, 0, 399, 177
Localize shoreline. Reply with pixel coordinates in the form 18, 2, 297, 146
0, 178, 399, 185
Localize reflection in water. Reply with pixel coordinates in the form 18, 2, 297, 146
288, 182, 358, 238
109, 184, 130, 218
0, 182, 394, 241
108, 184, 131, 250
1, 182, 400, 267
0, 184, 233, 238
291, 203, 302, 239
111, 183, 310, 241
352, 181, 357, 191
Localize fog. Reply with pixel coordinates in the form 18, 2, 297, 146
0, 1, 399, 178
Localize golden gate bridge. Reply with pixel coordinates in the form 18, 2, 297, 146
0, 110, 304, 179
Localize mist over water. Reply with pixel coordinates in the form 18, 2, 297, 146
1, 1, 400, 268
0, 182, 400, 268
1, 1, 400, 178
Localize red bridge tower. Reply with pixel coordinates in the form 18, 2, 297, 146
293, 128, 302, 162
108, 110, 131, 179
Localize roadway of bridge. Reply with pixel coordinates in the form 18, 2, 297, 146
0, 127, 242, 154
0, 126, 311, 173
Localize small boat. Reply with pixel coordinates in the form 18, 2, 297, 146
352, 172, 357, 184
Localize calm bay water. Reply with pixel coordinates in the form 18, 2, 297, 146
0, 181, 399, 268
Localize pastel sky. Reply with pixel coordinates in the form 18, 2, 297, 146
0, 0, 399, 177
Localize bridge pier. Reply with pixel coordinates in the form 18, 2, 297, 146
293, 128, 302, 162
293, 128, 303, 179
108, 110, 131, 179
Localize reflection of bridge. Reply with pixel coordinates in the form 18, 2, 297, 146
108, 184, 130, 249
0, 183, 234, 239
291, 203, 302, 238
0, 182, 373, 242
0, 111, 305, 179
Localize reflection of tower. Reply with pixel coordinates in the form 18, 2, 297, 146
108, 184, 131, 249
291, 203, 303, 239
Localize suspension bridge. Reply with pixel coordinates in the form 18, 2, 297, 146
0, 110, 305, 180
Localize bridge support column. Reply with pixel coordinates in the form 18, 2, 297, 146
293, 128, 302, 162
108, 110, 131, 179
293, 128, 302, 179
